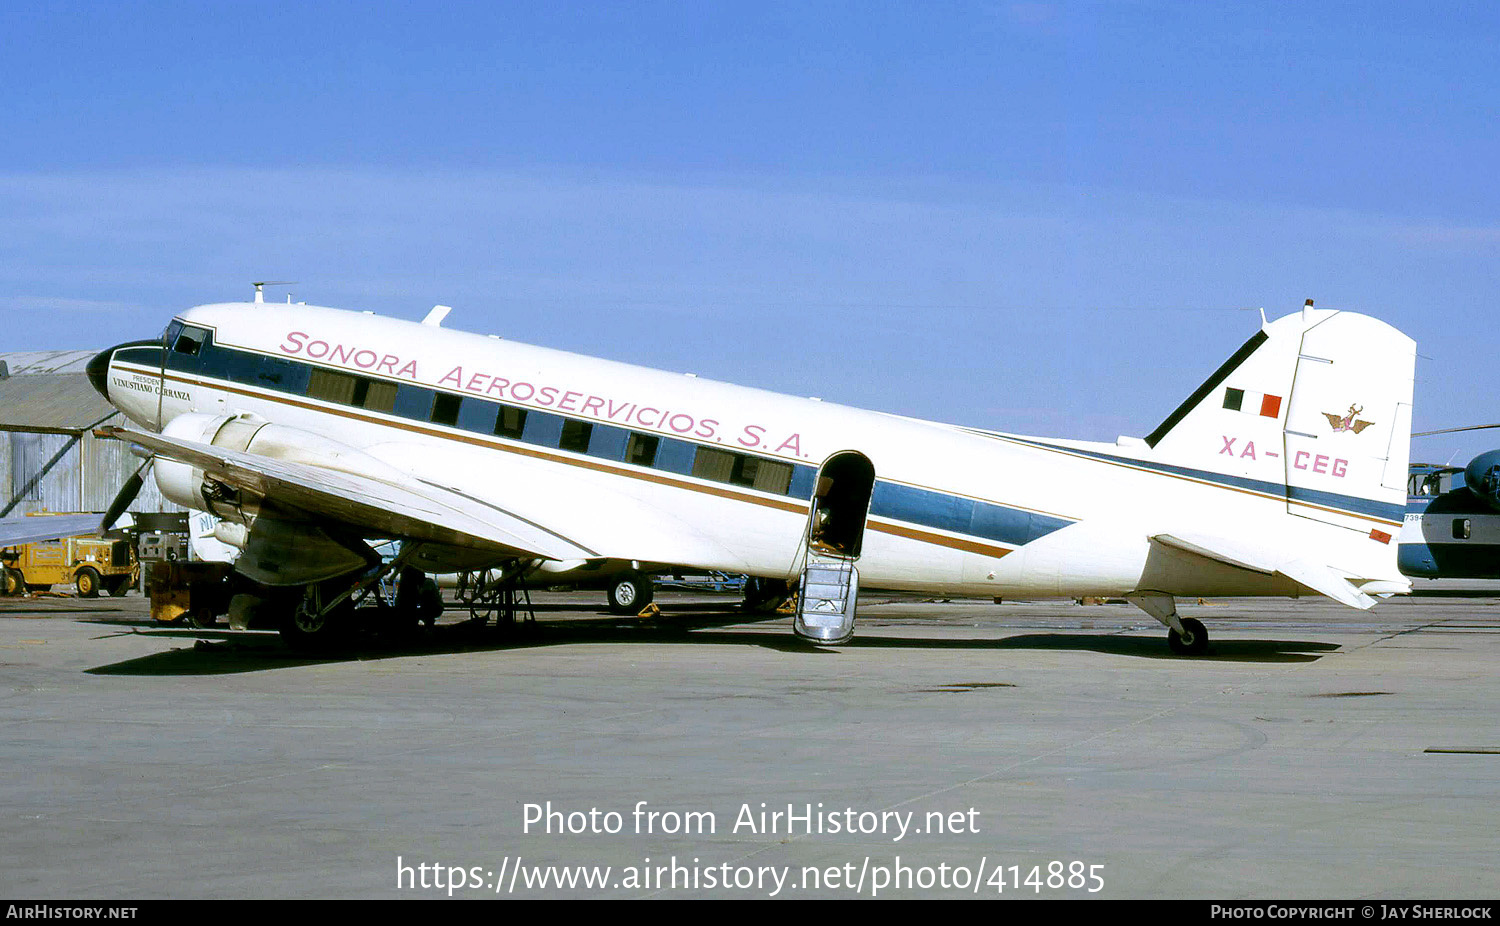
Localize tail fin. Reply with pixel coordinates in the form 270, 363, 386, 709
1146, 304, 1414, 531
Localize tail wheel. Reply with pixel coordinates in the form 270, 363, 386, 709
607, 571, 653, 615
1167, 617, 1209, 655
75, 566, 101, 599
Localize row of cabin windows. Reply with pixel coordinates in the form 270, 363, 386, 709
154, 324, 1077, 545
163, 326, 798, 496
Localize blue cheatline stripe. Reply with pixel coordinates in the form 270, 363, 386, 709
116, 346, 163, 366
990, 434, 1406, 523
129, 336, 1078, 552
870, 482, 1072, 547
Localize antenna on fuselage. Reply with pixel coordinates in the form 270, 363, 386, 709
252, 281, 298, 304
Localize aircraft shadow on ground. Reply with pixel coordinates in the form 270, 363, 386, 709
82, 608, 1337, 676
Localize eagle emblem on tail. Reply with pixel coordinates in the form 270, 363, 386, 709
1323, 404, 1374, 434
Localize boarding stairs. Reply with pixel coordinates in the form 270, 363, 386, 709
794, 553, 858, 645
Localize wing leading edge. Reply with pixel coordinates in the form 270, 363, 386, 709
98, 426, 596, 562
0, 514, 106, 548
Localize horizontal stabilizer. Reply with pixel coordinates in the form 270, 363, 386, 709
1152, 530, 1377, 610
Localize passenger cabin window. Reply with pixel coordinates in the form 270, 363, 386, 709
307, 368, 358, 405
177, 340, 827, 503
361, 379, 398, 413
431, 393, 461, 427
559, 420, 593, 454
691, 447, 793, 494
626, 433, 659, 467
495, 406, 526, 439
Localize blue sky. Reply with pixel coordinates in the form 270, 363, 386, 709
3, 1, 1497, 463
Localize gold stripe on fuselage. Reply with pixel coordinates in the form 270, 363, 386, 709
121, 363, 1020, 561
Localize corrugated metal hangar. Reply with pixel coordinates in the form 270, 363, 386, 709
0, 350, 182, 518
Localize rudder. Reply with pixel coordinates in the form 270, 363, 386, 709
1146, 304, 1414, 534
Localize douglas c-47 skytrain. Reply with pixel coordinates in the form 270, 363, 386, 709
82, 293, 1415, 652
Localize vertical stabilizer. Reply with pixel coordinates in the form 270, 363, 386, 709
1146, 306, 1414, 532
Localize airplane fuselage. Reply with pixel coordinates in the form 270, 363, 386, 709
96, 302, 1409, 601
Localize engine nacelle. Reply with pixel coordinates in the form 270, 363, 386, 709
153, 413, 244, 518
153, 412, 416, 523
151, 412, 401, 586
1463, 449, 1500, 512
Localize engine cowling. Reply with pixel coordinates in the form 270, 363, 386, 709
153, 413, 245, 518
1463, 449, 1500, 511
151, 412, 402, 586
153, 412, 414, 520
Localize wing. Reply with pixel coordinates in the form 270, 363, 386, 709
1351, 419, 1374, 434
1322, 412, 1343, 429
1150, 530, 1407, 609
99, 426, 596, 562
0, 514, 104, 548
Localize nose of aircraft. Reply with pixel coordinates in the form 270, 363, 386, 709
86, 346, 115, 400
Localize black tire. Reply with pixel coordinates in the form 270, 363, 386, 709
742, 576, 792, 613
1167, 617, 1209, 656
75, 566, 101, 599
280, 581, 354, 651
105, 575, 131, 597
2, 568, 22, 597
607, 571, 653, 615
420, 578, 443, 627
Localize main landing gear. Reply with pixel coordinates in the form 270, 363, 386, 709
279, 543, 437, 650
606, 570, 653, 615
1127, 593, 1210, 656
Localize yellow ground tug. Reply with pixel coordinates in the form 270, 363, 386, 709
1, 527, 138, 598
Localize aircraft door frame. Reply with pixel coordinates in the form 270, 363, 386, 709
804, 450, 876, 560
794, 450, 875, 645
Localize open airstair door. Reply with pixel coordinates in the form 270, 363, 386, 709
794, 451, 874, 645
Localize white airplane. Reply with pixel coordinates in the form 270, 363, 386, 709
84, 294, 1415, 651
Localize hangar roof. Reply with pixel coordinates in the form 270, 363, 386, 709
0, 350, 100, 376
0, 373, 119, 433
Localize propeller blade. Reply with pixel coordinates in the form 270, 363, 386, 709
102, 460, 151, 531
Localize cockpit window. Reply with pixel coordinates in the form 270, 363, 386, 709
173, 325, 208, 356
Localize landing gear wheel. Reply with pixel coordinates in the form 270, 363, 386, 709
1167, 617, 1209, 655
420, 578, 443, 628
280, 581, 354, 650
742, 577, 793, 613
607, 572, 653, 615
75, 566, 101, 599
